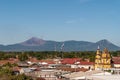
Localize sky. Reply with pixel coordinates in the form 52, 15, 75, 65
0, 0, 120, 46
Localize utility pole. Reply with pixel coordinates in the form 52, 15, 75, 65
60, 43, 64, 59
60, 43, 64, 79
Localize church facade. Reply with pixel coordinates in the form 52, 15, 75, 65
94, 47, 112, 70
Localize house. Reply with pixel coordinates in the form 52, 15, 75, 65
20, 67, 40, 73
60, 58, 82, 65
62, 70, 112, 80
71, 61, 94, 69
0, 58, 19, 66
27, 57, 39, 65
17, 61, 30, 67
60, 58, 94, 69
12, 67, 21, 75
112, 57, 120, 68
39, 59, 56, 68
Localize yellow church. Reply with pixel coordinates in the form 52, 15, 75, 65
94, 47, 112, 70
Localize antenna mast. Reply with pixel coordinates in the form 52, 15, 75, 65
60, 43, 64, 59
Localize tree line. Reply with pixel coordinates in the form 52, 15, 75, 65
0, 51, 120, 62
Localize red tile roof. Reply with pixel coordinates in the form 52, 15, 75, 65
60, 58, 94, 65
79, 61, 94, 65
114, 62, 120, 64
12, 67, 21, 71
112, 57, 120, 64
0, 58, 19, 65
40, 59, 56, 64
28, 58, 39, 62
61, 58, 82, 64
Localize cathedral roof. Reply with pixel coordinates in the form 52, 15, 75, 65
103, 48, 109, 53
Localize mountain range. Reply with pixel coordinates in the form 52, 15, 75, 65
0, 37, 120, 51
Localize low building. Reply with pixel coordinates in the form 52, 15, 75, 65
62, 70, 120, 80
71, 61, 94, 69
112, 57, 120, 68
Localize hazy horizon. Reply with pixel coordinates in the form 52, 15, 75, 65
0, 0, 120, 46
0, 37, 119, 47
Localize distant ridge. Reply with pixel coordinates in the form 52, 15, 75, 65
20, 37, 46, 46
0, 37, 120, 51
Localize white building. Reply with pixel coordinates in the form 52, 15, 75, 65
62, 70, 120, 80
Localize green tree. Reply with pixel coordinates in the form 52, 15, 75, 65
18, 53, 28, 61
12, 74, 33, 80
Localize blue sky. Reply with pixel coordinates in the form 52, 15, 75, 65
0, 0, 120, 45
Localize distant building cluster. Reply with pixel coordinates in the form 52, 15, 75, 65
0, 47, 120, 80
